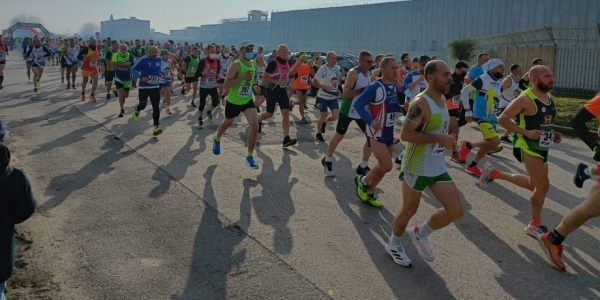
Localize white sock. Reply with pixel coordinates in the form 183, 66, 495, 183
389, 232, 402, 246
360, 161, 368, 168
360, 176, 368, 185
325, 156, 332, 162
584, 167, 593, 177
417, 221, 434, 238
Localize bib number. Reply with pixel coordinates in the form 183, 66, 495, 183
148, 76, 159, 84
539, 132, 554, 147
452, 96, 461, 105
191, 67, 197, 73
207, 78, 216, 84
331, 82, 338, 90
300, 75, 308, 83
386, 113, 396, 127
432, 129, 448, 156
90, 61, 97, 67
238, 86, 251, 97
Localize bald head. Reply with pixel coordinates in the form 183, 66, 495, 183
530, 65, 554, 93
529, 65, 550, 78
277, 44, 288, 59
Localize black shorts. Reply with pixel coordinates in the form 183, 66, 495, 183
115, 81, 131, 91
225, 100, 255, 119
0, 61, 5, 65
265, 87, 290, 113
105, 71, 115, 82
336, 113, 366, 135
199, 87, 219, 108
295, 88, 307, 95
448, 108, 460, 118
185, 76, 198, 84
217, 78, 225, 84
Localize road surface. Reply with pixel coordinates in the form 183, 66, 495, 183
1, 54, 599, 299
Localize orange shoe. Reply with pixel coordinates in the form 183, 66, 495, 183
538, 233, 566, 271
465, 165, 482, 176
80, 93, 85, 101
90, 94, 96, 102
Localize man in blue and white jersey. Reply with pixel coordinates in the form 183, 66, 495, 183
131, 46, 164, 136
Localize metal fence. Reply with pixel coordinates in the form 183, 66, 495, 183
451, 26, 600, 96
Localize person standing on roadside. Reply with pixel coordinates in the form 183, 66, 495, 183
0, 143, 37, 300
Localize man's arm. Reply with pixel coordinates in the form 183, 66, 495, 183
342, 69, 362, 98
461, 77, 483, 111
400, 98, 442, 144
223, 62, 243, 90
498, 95, 537, 137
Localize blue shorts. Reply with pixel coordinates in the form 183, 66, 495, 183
159, 81, 172, 89
100, 58, 105, 64
367, 136, 395, 146
316, 97, 339, 113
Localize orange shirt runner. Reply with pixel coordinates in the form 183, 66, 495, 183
292, 62, 311, 90
584, 92, 600, 117
81, 48, 100, 77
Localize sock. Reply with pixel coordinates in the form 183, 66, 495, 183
360, 176, 368, 185
584, 167, 593, 176
529, 220, 542, 227
0, 75, 4, 86
417, 221, 435, 237
389, 232, 402, 246
325, 156, 332, 162
215, 137, 220, 142
490, 170, 499, 180
247, 152, 253, 157
360, 161, 368, 168
548, 229, 565, 245
468, 161, 478, 168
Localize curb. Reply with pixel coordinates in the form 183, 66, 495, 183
553, 125, 597, 140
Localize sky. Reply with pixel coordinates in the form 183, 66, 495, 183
1, 0, 399, 34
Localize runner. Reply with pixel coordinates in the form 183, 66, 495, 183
456, 58, 505, 176
159, 49, 174, 115
58, 38, 67, 83
49, 38, 59, 66
536, 162, 600, 271
130, 39, 146, 89
444, 62, 469, 162
570, 92, 600, 161
131, 46, 164, 136
498, 64, 523, 144
195, 45, 221, 129
253, 54, 266, 112
212, 40, 260, 169
61, 38, 79, 90
519, 58, 543, 90
25, 37, 52, 93
479, 65, 560, 239
386, 60, 461, 267
22, 38, 34, 83
311, 51, 342, 142
259, 44, 298, 147
112, 44, 134, 117
104, 41, 118, 100
352, 56, 401, 208
217, 47, 233, 107
181, 47, 200, 106
322, 51, 374, 177
77, 38, 101, 102
101, 37, 113, 81
291, 53, 314, 123
0, 36, 8, 90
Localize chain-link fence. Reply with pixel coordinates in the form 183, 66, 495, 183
447, 26, 600, 96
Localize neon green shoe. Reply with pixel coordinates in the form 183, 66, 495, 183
132, 108, 140, 121
365, 192, 383, 208
355, 176, 369, 201
153, 126, 163, 136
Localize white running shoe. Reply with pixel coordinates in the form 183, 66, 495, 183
385, 242, 412, 267
406, 226, 435, 262
478, 162, 495, 187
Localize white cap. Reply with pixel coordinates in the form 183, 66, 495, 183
240, 40, 254, 48
486, 58, 504, 71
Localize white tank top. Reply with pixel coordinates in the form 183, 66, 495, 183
67, 46, 79, 62
219, 56, 232, 79
401, 93, 449, 177
256, 66, 265, 85
500, 76, 520, 108
348, 67, 371, 119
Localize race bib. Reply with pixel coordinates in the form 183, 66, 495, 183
147, 76, 159, 84
207, 78, 217, 84
300, 75, 308, 83
191, 67, 197, 73
539, 131, 554, 147
90, 61, 97, 67
386, 113, 396, 127
452, 96, 461, 105
331, 82, 338, 90
238, 86, 251, 97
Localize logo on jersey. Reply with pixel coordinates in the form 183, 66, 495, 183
544, 115, 553, 124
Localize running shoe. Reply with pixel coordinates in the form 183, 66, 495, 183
113, 89, 118, 97
207, 111, 213, 123
406, 226, 435, 262
365, 192, 383, 208
315, 133, 325, 142
118, 109, 124, 118
152, 126, 163, 136
72, 84, 76, 90
356, 164, 370, 176
212, 137, 221, 155
322, 157, 335, 177
525, 223, 548, 239
355, 176, 369, 202
283, 136, 297, 147
190, 100, 196, 107
450, 152, 460, 163
478, 162, 495, 187
300, 117, 308, 124
197, 120, 203, 129
385, 243, 412, 267
33, 87, 38, 93
166, 108, 172, 115
106, 93, 111, 100
61, 77, 64, 83
487, 145, 503, 155
455, 141, 470, 163
245, 155, 259, 169
500, 136, 512, 144
81, 93, 85, 101
573, 162, 590, 188
90, 94, 96, 102
465, 165, 482, 176
66, 83, 70, 89
537, 233, 566, 271
132, 108, 140, 121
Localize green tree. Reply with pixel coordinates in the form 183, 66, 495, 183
448, 38, 478, 62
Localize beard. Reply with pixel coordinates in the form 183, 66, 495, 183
538, 82, 553, 93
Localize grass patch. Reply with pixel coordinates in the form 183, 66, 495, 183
554, 96, 597, 131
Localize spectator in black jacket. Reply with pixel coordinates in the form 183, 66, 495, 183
0, 143, 36, 299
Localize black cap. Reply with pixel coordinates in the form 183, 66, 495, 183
418, 55, 431, 64
0, 142, 10, 173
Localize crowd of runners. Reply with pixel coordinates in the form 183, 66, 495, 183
1, 34, 600, 273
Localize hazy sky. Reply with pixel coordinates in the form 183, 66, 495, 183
1, 0, 395, 34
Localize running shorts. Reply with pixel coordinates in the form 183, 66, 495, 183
224, 99, 255, 119
185, 76, 198, 83
316, 97, 339, 113
336, 113, 366, 135
105, 71, 115, 82
82, 69, 98, 77
115, 81, 131, 91
476, 120, 497, 139
513, 147, 549, 164
400, 172, 454, 192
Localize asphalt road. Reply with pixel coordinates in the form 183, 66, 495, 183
1, 53, 600, 300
